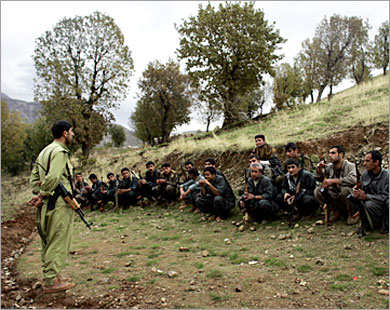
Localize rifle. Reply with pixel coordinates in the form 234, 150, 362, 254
31, 161, 93, 229
288, 180, 302, 228
243, 169, 250, 226
115, 174, 120, 208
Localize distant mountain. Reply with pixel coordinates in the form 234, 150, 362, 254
98, 125, 142, 148
1, 93, 41, 123
1, 92, 141, 147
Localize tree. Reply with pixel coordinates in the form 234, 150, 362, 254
33, 11, 134, 158
372, 21, 389, 76
23, 116, 53, 162
314, 15, 370, 101
272, 63, 304, 110
131, 59, 193, 144
295, 38, 321, 103
350, 45, 372, 85
175, 2, 285, 128
1, 101, 28, 174
109, 124, 126, 147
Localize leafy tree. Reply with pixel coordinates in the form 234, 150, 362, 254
23, 116, 53, 162
350, 45, 372, 85
295, 38, 321, 103
33, 11, 134, 158
131, 59, 193, 144
314, 15, 370, 101
175, 2, 285, 127
272, 63, 304, 110
372, 21, 389, 76
1, 101, 28, 174
109, 123, 126, 147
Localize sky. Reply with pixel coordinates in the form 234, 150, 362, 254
1, 1, 389, 132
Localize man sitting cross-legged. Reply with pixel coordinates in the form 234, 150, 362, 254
196, 166, 236, 221
138, 161, 161, 202
179, 167, 204, 213
238, 162, 280, 224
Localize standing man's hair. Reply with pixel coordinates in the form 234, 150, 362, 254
285, 142, 297, 151
367, 150, 382, 166
329, 145, 345, 156
52, 120, 72, 139
204, 158, 216, 165
255, 134, 265, 141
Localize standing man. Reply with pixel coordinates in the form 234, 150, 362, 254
252, 134, 282, 180
29, 120, 76, 293
350, 150, 389, 233
196, 166, 236, 221
314, 145, 357, 224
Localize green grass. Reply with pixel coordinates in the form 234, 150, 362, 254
101, 267, 117, 274
206, 269, 223, 279
297, 265, 313, 273
126, 275, 141, 282
210, 292, 229, 302
264, 258, 286, 267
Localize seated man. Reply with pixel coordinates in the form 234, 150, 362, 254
349, 150, 389, 234
74, 172, 90, 206
278, 158, 319, 222
204, 158, 227, 180
118, 167, 140, 209
238, 162, 279, 224
314, 145, 357, 224
238, 153, 261, 196
179, 167, 204, 212
252, 134, 283, 180
86, 174, 108, 212
101, 172, 119, 206
156, 162, 179, 202
196, 166, 236, 221
138, 161, 161, 201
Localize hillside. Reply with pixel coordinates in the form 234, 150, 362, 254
83, 74, 389, 182
1, 93, 41, 123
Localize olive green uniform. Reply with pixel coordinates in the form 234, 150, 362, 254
30, 141, 74, 286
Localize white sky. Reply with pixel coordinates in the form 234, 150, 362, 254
1, 1, 389, 132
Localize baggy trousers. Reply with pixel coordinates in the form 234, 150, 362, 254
36, 198, 74, 286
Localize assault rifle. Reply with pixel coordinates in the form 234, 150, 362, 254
288, 181, 302, 228
30, 161, 93, 229
243, 169, 250, 227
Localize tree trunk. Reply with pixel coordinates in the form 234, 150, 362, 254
383, 67, 387, 76
327, 83, 333, 101
206, 118, 210, 133
310, 91, 314, 104
316, 85, 326, 102
81, 142, 91, 159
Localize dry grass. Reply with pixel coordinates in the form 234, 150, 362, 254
137, 74, 389, 162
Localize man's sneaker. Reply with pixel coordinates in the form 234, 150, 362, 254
42, 277, 75, 294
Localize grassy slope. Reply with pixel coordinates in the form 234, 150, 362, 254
139, 74, 389, 162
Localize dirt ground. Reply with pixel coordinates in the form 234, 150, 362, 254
1, 121, 389, 309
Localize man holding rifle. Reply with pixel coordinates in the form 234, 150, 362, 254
29, 120, 76, 293
350, 150, 389, 234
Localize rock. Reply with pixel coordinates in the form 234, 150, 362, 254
200, 216, 206, 221
294, 223, 299, 228
377, 279, 387, 286
347, 231, 355, 236
248, 261, 258, 265
236, 221, 243, 227
238, 225, 245, 232
32, 281, 42, 290
299, 280, 307, 286
167, 271, 177, 278
278, 234, 286, 240
265, 250, 269, 255
125, 262, 132, 267
156, 225, 162, 229
286, 232, 292, 239
344, 245, 352, 250
179, 247, 189, 252
266, 226, 272, 230
281, 293, 288, 298
235, 285, 243, 292
307, 227, 314, 234
250, 226, 256, 231
202, 250, 209, 257
270, 235, 276, 239
231, 221, 236, 225
315, 220, 323, 225
316, 259, 324, 266
289, 255, 294, 259
378, 289, 389, 296
341, 232, 346, 236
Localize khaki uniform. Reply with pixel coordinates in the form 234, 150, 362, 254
156, 170, 179, 201
253, 144, 282, 179
314, 160, 356, 216
30, 141, 74, 286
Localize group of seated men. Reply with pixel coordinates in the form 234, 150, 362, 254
73, 134, 389, 234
